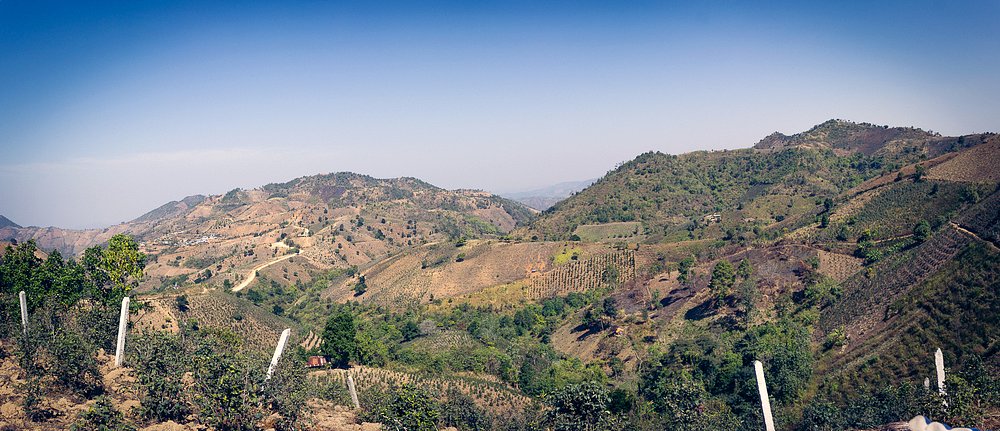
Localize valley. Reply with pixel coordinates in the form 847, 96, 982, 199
1, 120, 998, 431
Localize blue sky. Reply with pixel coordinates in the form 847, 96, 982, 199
1, 1, 998, 228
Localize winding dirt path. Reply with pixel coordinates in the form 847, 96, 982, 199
232, 253, 297, 292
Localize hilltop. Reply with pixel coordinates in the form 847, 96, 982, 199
524, 120, 993, 241
0, 172, 534, 294
0, 215, 19, 229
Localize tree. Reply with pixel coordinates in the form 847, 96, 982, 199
321, 310, 357, 368
709, 260, 736, 304
401, 320, 421, 342
914, 220, 931, 243
602, 297, 619, 319
175, 295, 189, 312
353, 275, 367, 296
545, 382, 622, 431
678, 255, 696, 284
736, 259, 753, 280
639, 366, 707, 429
98, 234, 146, 303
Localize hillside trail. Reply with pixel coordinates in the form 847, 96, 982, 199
232, 252, 298, 292
951, 221, 1000, 251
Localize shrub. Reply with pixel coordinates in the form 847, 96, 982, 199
190, 341, 266, 431
130, 331, 190, 423
545, 381, 622, 431
263, 357, 309, 431
362, 384, 439, 431
70, 396, 135, 431
49, 329, 102, 397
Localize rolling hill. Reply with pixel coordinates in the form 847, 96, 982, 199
2, 120, 997, 431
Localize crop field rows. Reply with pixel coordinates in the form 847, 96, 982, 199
301, 330, 322, 351
523, 250, 636, 299
149, 292, 297, 354
309, 366, 532, 413
955, 189, 1000, 246
820, 225, 971, 343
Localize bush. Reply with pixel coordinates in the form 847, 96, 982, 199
190, 340, 266, 431
263, 357, 309, 431
362, 384, 439, 431
70, 396, 135, 431
546, 381, 622, 431
49, 329, 102, 397
130, 331, 190, 423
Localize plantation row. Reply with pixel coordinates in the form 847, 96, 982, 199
524, 250, 636, 299
955, 188, 1000, 246
310, 366, 533, 413
300, 330, 322, 351
819, 225, 970, 341
153, 292, 296, 353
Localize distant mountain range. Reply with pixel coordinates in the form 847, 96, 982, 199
500, 179, 597, 210
0, 215, 19, 229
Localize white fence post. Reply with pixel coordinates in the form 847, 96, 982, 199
266, 328, 291, 380
754, 360, 776, 431
347, 374, 360, 410
114, 296, 130, 367
18, 291, 28, 335
935, 348, 947, 406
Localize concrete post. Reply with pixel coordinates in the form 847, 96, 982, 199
754, 360, 776, 431
935, 348, 947, 406
114, 296, 130, 367
266, 328, 291, 380
347, 374, 360, 410
18, 291, 27, 335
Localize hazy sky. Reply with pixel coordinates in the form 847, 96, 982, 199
2, 1, 998, 229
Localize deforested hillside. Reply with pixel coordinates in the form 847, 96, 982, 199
0, 172, 535, 298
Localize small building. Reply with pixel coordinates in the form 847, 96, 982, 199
703, 214, 721, 223
306, 356, 328, 368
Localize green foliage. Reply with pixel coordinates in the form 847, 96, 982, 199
802, 276, 842, 308
439, 387, 494, 431
639, 367, 708, 430
175, 294, 189, 312
739, 321, 813, 403
321, 309, 357, 368
913, 219, 931, 243
130, 331, 190, 423
353, 274, 368, 295
70, 396, 136, 431
545, 382, 622, 431
362, 384, 440, 431
263, 356, 310, 431
190, 339, 266, 431
99, 234, 146, 302
49, 329, 102, 397
709, 260, 736, 303
678, 255, 695, 284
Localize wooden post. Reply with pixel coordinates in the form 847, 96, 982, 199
754, 360, 776, 431
347, 374, 360, 410
266, 328, 291, 380
114, 296, 130, 368
18, 291, 27, 335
